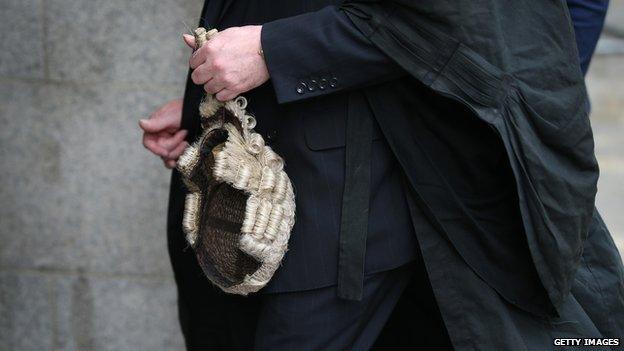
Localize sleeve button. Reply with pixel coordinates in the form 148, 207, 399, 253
319, 78, 327, 90
296, 81, 307, 94
329, 77, 338, 88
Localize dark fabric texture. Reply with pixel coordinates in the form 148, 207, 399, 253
337, 91, 373, 301
571, 210, 624, 341
340, 0, 600, 316
363, 79, 552, 316
260, 5, 405, 104
567, 0, 610, 74
404, 182, 624, 350
259, 0, 556, 316
254, 261, 452, 351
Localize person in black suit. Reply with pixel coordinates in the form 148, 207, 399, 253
140, 0, 623, 350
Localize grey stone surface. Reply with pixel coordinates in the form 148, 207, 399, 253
605, 0, 624, 34
593, 123, 624, 250
0, 272, 54, 351
586, 55, 624, 124
595, 34, 624, 55
0, 0, 45, 79
1, 1, 205, 349
0, 80, 182, 276
53, 275, 184, 351
586, 53, 624, 250
47, 0, 202, 85
0, 81, 76, 272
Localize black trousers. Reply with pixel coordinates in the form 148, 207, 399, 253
254, 260, 453, 351
170, 243, 451, 350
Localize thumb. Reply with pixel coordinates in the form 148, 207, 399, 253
139, 117, 174, 133
183, 34, 196, 50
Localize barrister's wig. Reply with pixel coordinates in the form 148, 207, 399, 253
176, 28, 295, 295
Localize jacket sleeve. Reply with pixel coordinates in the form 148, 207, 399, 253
260, 5, 405, 104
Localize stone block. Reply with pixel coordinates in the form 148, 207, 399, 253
605, 0, 624, 34
586, 55, 624, 124
0, 0, 45, 79
0, 80, 184, 276
593, 123, 624, 250
53, 275, 184, 351
46, 0, 204, 85
587, 54, 624, 250
0, 272, 54, 351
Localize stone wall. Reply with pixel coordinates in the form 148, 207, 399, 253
0, 0, 203, 350
589, 0, 624, 249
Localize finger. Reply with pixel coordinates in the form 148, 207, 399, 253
139, 117, 176, 134
190, 45, 210, 69
191, 64, 214, 85
143, 133, 169, 157
204, 78, 227, 95
158, 129, 188, 151
167, 141, 190, 160
183, 34, 196, 50
164, 159, 177, 169
216, 88, 238, 102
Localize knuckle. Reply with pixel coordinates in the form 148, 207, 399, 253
223, 76, 234, 86
205, 43, 219, 56
204, 84, 218, 94
200, 45, 210, 55
229, 85, 242, 95
211, 60, 223, 72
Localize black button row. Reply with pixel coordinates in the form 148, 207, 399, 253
296, 76, 339, 95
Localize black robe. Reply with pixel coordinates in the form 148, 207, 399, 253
339, 0, 624, 348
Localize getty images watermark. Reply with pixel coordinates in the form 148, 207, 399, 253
553, 338, 620, 347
